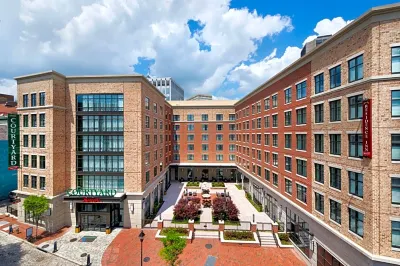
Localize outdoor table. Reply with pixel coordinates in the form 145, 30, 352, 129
202, 194, 211, 199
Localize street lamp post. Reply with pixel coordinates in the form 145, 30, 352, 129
139, 230, 145, 266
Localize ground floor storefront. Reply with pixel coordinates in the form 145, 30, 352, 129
169, 164, 237, 182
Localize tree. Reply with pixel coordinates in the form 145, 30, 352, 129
160, 231, 187, 266
23, 195, 49, 238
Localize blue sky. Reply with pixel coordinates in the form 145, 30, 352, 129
0, 0, 398, 100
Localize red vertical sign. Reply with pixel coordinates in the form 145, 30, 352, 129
362, 99, 372, 158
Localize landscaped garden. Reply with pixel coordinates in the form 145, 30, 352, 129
278, 233, 292, 245
224, 230, 254, 241
235, 184, 242, 190
245, 192, 262, 212
160, 228, 189, 237
186, 181, 200, 187
212, 182, 225, 187
212, 197, 240, 225
172, 197, 201, 223
159, 230, 187, 265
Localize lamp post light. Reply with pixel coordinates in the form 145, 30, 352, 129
139, 230, 145, 266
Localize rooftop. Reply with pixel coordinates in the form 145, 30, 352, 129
168, 100, 237, 107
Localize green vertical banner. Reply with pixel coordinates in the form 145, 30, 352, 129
8, 114, 20, 170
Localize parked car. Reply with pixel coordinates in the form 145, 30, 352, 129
8, 192, 17, 202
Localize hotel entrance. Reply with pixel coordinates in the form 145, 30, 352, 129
77, 203, 122, 232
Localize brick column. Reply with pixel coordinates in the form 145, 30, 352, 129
157, 219, 163, 230
218, 220, 225, 232
250, 222, 257, 233
272, 222, 278, 233
188, 219, 195, 231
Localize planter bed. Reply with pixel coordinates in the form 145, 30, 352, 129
245, 192, 262, 212
156, 229, 193, 241
276, 233, 294, 248
235, 184, 243, 190
220, 231, 259, 246
172, 217, 200, 224
212, 219, 240, 226
186, 182, 200, 187
160, 228, 189, 237
211, 182, 225, 188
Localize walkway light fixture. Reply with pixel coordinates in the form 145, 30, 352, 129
139, 230, 145, 266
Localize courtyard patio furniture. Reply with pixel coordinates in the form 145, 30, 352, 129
189, 191, 193, 196
202, 194, 211, 199
193, 191, 197, 196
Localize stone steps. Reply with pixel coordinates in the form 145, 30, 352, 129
258, 232, 277, 247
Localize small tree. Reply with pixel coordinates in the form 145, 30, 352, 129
160, 231, 187, 265
23, 195, 49, 237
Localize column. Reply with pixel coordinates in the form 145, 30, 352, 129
241, 174, 244, 189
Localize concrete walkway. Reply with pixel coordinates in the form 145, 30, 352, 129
156, 181, 185, 220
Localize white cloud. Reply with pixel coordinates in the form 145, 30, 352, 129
303, 17, 352, 45
0, 79, 17, 100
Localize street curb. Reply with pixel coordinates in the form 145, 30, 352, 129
0, 229, 83, 265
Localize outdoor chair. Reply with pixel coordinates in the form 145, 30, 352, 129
189, 191, 193, 196
193, 191, 197, 196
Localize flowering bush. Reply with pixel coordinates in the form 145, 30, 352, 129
173, 198, 200, 220
212, 198, 239, 221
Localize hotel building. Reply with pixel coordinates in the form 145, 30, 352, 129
11, 3, 400, 266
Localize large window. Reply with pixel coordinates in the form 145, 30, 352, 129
39, 92, 45, 106
23, 175, 29, 187
264, 98, 270, 110
348, 55, 363, 82
392, 91, 400, 117
77, 115, 123, 132
23, 155, 29, 167
23, 94, 28, 107
392, 134, 400, 161
31, 93, 37, 107
285, 134, 291, 149
329, 100, 341, 122
31, 175, 37, 189
296, 134, 306, 151
23, 135, 28, 147
77, 175, 124, 192
392, 177, 400, 205
330, 199, 341, 224
31, 155, 37, 168
349, 171, 363, 198
187, 114, 194, 121
296, 108, 306, 125
349, 134, 362, 158
392, 47, 400, 74
216, 114, 223, 121
173, 115, 180, 121
272, 94, 278, 108
315, 134, 324, 153
330, 134, 341, 155
39, 156, 45, 169
315, 193, 324, 214
77, 155, 124, 172
39, 135, 45, 148
285, 111, 291, 126
272, 114, 278, 127
273, 153, 278, 167
330, 65, 341, 89
330, 167, 341, 190
315, 73, 324, 94
285, 156, 292, 172
202, 114, 208, 121
315, 163, 324, 183
77, 135, 124, 152
31, 114, 37, 127
285, 88, 292, 104
296, 81, 307, 100
23, 115, 28, 127
296, 184, 307, 203
273, 173, 278, 186
76, 94, 124, 112
272, 134, 278, 147
314, 104, 324, 123
349, 95, 363, 120
349, 208, 364, 237
393, 221, 400, 248
39, 114, 45, 127
285, 179, 292, 195
296, 159, 307, 177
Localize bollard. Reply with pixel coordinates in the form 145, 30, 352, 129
253, 214, 255, 223
53, 241, 57, 253
87, 254, 91, 266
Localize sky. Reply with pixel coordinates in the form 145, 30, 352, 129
0, 0, 398, 100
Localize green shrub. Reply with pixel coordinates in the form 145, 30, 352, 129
245, 192, 262, 212
212, 182, 225, 187
278, 233, 291, 245
235, 184, 242, 190
187, 181, 199, 187
224, 231, 254, 241
160, 231, 187, 265
160, 228, 188, 236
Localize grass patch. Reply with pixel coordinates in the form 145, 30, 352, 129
278, 233, 292, 245
212, 218, 240, 226
160, 228, 188, 237
245, 192, 262, 212
235, 184, 242, 190
224, 231, 254, 241
186, 181, 200, 187
172, 216, 200, 224
212, 182, 225, 187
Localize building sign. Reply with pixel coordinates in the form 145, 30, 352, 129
362, 99, 372, 158
8, 114, 20, 170
83, 197, 101, 203
66, 188, 117, 197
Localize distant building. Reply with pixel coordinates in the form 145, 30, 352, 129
186, 94, 212, 101
148, 77, 184, 101
301, 35, 331, 57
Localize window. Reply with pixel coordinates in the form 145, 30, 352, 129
216, 114, 223, 121
285, 111, 291, 126
264, 98, 270, 110
296, 134, 306, 151
23, 135, 29, 147
31, 135, 37, 148
146, 171, 150, 183
39, 156, 45, 169
349, 134, 362, 158
392, 178, 400, 205
285, 134, 291, 149
349, 95, 363, 120
273, 173, 278, 186
315, 193, 324, 214
330, 65, 341, 89
154, 118, 157, 129
392, 221, 400, 248
265, 151, 270, 164
173, 144, 180, 151
216, 154, 223, 161
145, 134, 150, 146
187, 144, 194, 151
272, 114, 278, 127
393, 47, 400, 73
39, 135, 45, 148
173, 125, 180, 131
76, 94, 124, 112
174, 154, 180, 161
285, 156, 292, 172
272, 134, 278, 147
330, 167, 341, 190
330, 199, 341, 224
296, 108, 306, 125
256, 102, 261, 113
31, 175, 37, 189
187, 114, 194, 121
31, 93, 37, 107
216, 124, 223, 131
273, 153, 278, 167
187, 134, 194, 141
315, 73, 324, 94
272, 94, 278, 108
393, 134, 400, 161
229, 134, 235, 141
31, 114, 37, 127
229, 144, 235, 151
256, 118, 261, 129
349, 171, 363, 198
285, 179, 292, 194
153, 103, 158, 113
229, 114, 235, 121
145, 97, 150, 110
349, 208, 364, 237
264, 116, 270, 128
23, 115, 28, 127
187, 154, 194, 160
23, 94, 28, 107
285, 88, 292, 104
216, 144, 223, 151
297, 159, 307, 177
265, 169, 270, 182
39, 113, 45, 127
296, 184, 307, 203
202, 134, 209, 141
315, 134, 324, 153
202, 114, 208, 121
315, 163, 324, 183
40, 176, 46, 190
172, 115, 180, 121
202, 124, 209, 131
392, 91, 400, 117
23, 155, 29, 167
145, 116, 150, 128
264, 134, 270, 146
314, 104, 324, 123
23, 175, 29, 187
330, 134, 341, 155
296, 81, 307, 100
31, 155, 37, 168
39, 92, 45, 106
202, 154, 209, 161
348, 55, 363, 82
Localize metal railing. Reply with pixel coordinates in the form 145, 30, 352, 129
224, 221, 251, 231
256, 222, 272, 231
194, 222, 218, 231
163, 219, 189, 229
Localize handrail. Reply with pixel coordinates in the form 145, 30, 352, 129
256, 230, 262, 246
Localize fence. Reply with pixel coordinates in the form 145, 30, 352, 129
194, 221, 218, 231
163, 219, 189, 229
256, 222, 272, 231
143, 219, 158, 228
224, 221, 251, 231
